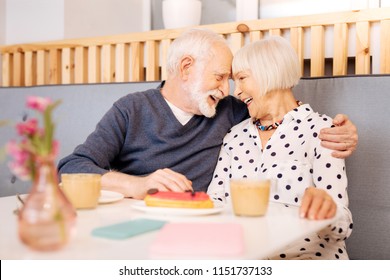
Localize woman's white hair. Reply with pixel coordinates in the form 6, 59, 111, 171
166, 28, 228, 77
232, 36, 301, 96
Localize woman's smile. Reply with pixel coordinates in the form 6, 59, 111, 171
242, 97, 253, 107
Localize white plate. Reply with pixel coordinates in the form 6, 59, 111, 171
131, 201, 224, 216
99, 190, 124, 204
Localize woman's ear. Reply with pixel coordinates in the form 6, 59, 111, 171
180, 55, 194, 80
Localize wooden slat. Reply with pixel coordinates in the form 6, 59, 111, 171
49, 49, 61, 84
36, 50, 47, 85
146, 41, 159, 81
75, 47, 87, 84
333, 23, 349, 76
269, 29, 282, 36
13, 52, 24, 86
380, 19, 390, 74
130, 42, 144, 82
2, 53, 12, 86
290, 27, 304, 76
230, 33, 244, 55
310, 25, 325, 77
24, 51, 36, 86
249, 30, 263, 42
115, 43, 129, 82
160, 39, 171, 81
61, 48, 75, 84
88, 46, 101, 83
102, 44, 115, 83
356, 21, 370, 74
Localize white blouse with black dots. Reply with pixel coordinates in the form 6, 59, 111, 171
208, 103, 353, 260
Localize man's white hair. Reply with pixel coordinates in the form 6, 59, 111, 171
166, 29, 228, 77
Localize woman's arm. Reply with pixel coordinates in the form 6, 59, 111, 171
301, 137, 353, 241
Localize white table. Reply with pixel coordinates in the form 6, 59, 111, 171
0, 195, 336, 260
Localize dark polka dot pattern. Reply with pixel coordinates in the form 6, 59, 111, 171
208, 104, 352, 260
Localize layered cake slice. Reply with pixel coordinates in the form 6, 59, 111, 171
144, 189, 214, 209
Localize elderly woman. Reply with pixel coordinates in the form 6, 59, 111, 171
207, 36, 353, 260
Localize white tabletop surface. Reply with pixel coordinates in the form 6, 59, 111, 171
0, 194, 336, 260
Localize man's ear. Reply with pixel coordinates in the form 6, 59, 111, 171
180, 55, 194, 80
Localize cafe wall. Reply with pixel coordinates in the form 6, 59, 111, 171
1, 0, 147, 45
4, 0, 64, 45
260, 0, 380, 18
150, 0, 386, 29
0, 0, 5, 81
64, 0, 150, 39
3, 0, 390, 45
0, 0, 5, 46
4, 0, 390, 46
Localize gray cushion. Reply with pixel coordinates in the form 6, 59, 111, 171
293, 75, 390, 260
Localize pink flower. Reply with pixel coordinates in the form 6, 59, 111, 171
6, 141, 27, 161
6, 141, 32, 181
26, 96, 53, 112
7, 96, 61, 182
8, 161, 31, 181
16, 119, 39, 136
6, 141, 30, 168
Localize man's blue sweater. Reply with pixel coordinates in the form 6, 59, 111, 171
58, 88, 248, 192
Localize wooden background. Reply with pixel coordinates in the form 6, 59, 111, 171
1, 7, 390, 87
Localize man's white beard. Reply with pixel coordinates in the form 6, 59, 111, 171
189, 79, 219, 118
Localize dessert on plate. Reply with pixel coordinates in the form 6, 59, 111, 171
144, 189, 214, 209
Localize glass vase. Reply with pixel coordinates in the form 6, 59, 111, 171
18, 156, 76, 251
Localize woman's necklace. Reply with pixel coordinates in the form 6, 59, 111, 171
253, 119, 283, 131
253, 100, 303, 131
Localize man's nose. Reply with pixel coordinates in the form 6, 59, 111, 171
221, 79, 230, 97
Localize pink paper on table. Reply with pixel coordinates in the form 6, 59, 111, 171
149, 222, 244, 258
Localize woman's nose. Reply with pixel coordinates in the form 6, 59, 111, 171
233, 85, 242, 98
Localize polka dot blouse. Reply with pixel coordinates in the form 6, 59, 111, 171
208, 103, 353, 259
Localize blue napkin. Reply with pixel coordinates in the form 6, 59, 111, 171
91, 218, 167, 240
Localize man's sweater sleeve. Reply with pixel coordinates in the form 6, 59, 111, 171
57, 103, 128, 176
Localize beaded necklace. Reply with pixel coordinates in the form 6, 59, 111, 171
253, 100, 303, 131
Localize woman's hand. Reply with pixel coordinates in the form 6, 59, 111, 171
319, 114, 358, 158
299, 187, 337, 220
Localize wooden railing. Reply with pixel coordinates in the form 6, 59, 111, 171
1, 7, 390, 87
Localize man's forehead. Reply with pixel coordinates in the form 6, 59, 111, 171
215, 57, 232, 72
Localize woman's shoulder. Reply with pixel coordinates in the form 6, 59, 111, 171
299, 104, 333, 128
307, 112, 333, 128
223, 118, 253, 142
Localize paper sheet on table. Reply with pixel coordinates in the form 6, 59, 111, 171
149, 222, 244, 258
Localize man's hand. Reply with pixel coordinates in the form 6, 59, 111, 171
141, 168, 193, 194
319, 114, 358, 159
101, 168, 192, 200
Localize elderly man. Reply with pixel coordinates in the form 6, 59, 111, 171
58, 29, 358, 199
